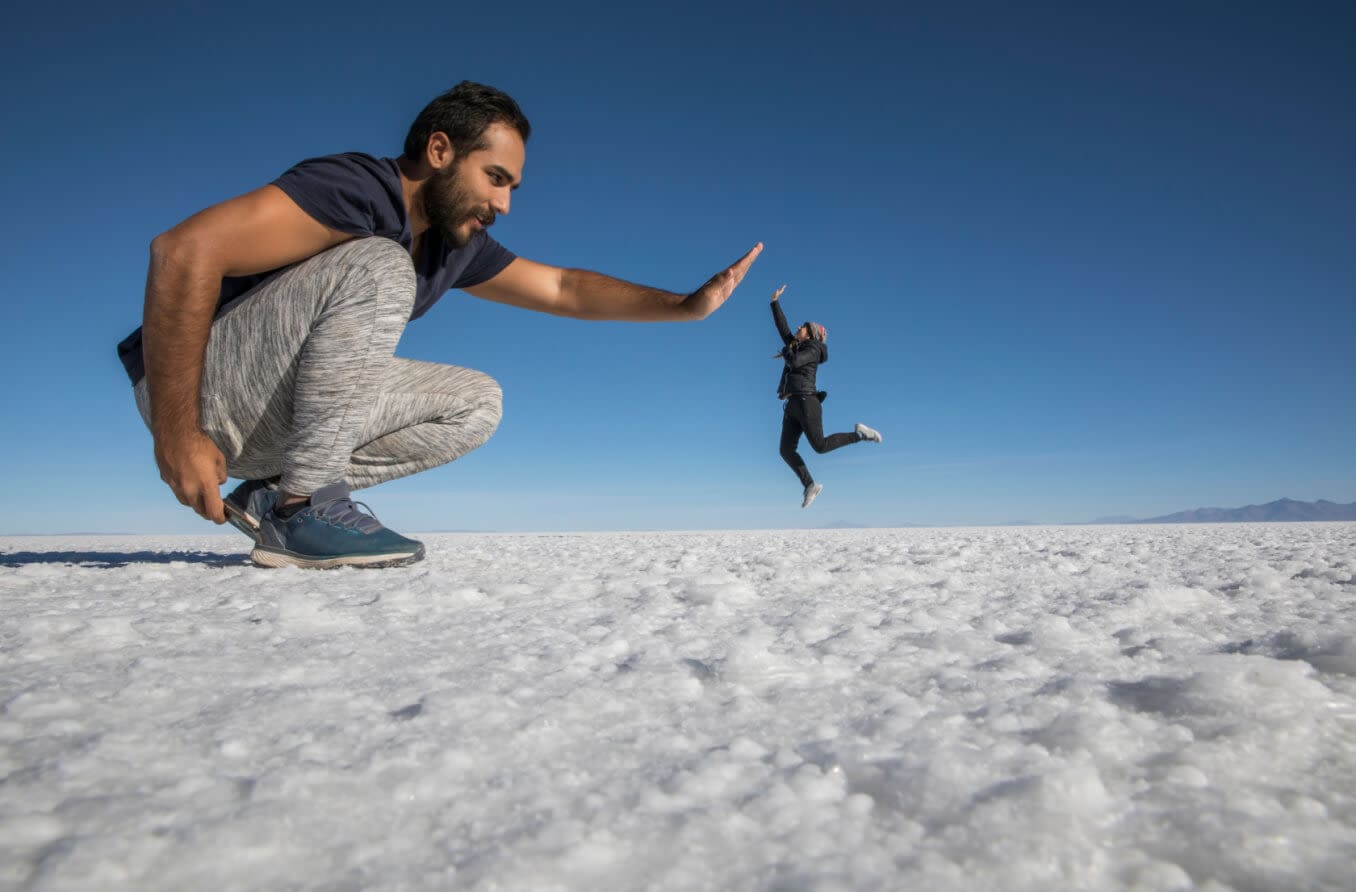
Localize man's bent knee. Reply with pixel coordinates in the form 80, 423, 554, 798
318, 238, 416, 313
483, 379, 503, 428
464, 375, 503, 450
327, 236, 413, 272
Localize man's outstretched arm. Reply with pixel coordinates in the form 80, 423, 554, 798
142, 186, 352, 523
464, 243, 763, 321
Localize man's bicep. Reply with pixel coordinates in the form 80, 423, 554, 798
162, 185, 354, 277
463, 257, 568, 315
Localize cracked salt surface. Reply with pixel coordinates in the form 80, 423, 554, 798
2, 523, 1354, 890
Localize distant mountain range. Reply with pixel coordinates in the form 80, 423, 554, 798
1113, 498, 1356, 524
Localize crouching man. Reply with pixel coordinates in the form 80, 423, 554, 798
117, 81, 761, 568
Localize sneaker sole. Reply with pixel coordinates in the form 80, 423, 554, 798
249, 544, 425, 570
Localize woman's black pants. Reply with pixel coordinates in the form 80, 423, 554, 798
779, 394, 860, 488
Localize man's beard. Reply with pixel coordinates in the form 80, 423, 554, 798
423, 165, 492, 248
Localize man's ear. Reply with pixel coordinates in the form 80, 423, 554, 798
426, 131, 456, 171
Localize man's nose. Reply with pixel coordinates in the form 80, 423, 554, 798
491, 188, 511, 216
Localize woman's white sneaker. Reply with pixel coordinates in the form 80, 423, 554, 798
855, 423, 882, 443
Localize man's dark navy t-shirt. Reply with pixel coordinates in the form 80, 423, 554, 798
116, 153, 517, 384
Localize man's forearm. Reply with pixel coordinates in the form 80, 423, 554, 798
558, 268, 697, 321
141, 236, 222, 439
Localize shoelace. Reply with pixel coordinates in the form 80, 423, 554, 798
311, 497, 384, 533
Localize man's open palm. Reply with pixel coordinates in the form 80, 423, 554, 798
684, 242, 763, 318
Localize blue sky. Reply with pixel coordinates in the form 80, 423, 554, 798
2, 1, 1352, 534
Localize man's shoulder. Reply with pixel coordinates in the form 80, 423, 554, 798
273, 153, 406, 239
280, 152, 399, 185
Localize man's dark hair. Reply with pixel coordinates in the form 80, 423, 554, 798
403, 81, 531, 161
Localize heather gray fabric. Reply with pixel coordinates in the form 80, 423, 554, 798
133, 238, 503, 496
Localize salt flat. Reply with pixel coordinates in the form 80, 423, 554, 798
2, 523, 1354, 891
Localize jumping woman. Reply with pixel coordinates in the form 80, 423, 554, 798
771, 284, 881, 508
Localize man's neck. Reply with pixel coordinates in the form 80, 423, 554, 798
397, 156, 432, 242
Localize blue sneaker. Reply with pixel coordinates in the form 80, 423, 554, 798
251, 483, 424, 569
223, 478, 279, 543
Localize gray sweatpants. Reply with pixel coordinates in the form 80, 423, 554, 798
134, 238, 502, 496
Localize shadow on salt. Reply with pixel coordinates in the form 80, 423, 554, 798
0, 550, 248, 569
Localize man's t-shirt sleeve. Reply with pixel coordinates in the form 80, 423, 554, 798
271, 154, 405, 238
454, 234, 516, 288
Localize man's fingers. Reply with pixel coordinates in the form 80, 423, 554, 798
204, 490, 226, 524
194, 486, 226, 524
686, 242, 763, 318
727, 242, 763, 276
703, 268, 733, 294
706, 270, 737, 300
699, 243, 763, 295
724, 266, 749, 291
157, 434, 229, 523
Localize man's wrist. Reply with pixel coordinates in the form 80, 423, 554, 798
152, 419, 205, 445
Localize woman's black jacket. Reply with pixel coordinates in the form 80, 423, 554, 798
772, 299, 827, 398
